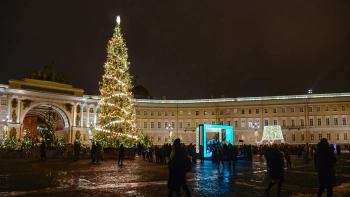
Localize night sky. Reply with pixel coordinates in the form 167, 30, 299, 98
1, 1, 350, 100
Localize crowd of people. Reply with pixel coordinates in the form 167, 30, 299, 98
38, 137, 342, 197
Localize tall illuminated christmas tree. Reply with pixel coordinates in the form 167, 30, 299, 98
96, 16, 138, 148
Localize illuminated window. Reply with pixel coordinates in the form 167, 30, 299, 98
1, 98, 7, 106
212, 110, 215, 115
311, 134, 314, 141
342, 118, 347, 126
172, 122, 175, 129
334, 118, 338, 126
179, 111, 183, 116
327, 133, 331, 140
165, 122, 168, 128
226, 109, 230, 115
179, 122, 183, 129
234, 109, 237, 114
291, 119, 295, 126
344, 133, 348, 140
318, 134, 322, 140
204, 111, 207, 115
335, 133, 339, 140
187, 110, 191, 116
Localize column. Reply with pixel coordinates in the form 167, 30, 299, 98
94, 105, 97, 126
16, 98, 21, 123
80, 103, 84, 127
87, 104, 90, 127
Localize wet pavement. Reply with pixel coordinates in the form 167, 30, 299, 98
1, 153, 350, 197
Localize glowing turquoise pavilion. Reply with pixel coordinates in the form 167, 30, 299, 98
197, 124, 234, 158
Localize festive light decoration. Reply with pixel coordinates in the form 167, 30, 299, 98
261, 125, 284, 144
95, 15, 141, 148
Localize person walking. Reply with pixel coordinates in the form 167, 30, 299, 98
264, 144, 284, 197
118, 144, 125, 165
73, 140, 80, 161
217, 145, 225, 168
91, 141, 97, 163
314, 138, 337, 197
40, 141, 47, 160
96, 142, 103, 162
285, 147, 291, 169
168, 138, 191, 197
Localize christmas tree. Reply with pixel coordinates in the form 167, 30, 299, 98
96, 16, 138, 148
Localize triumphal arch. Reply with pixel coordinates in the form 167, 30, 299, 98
0, 78, 99, 143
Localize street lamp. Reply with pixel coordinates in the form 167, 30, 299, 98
253, 123, 259, 144
165, 124, 173, 143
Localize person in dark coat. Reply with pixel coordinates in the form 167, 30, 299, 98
168, 138, 191, 197
265, 144, 284, 197
73, 140, 80, 161
91, 141, 97, 163
314, 138, 337, 197
40, 141, 47, 160
118, 144, 125, 165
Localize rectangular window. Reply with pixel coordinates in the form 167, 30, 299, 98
220, 110, 223, 115
325, 106, 329, 111
179, 122, 183, 129
248, 109, 252, 114
157, 122, 161, 129
273, 108, 277, 113
241, 109, 245, 114
144, 110, 147, 115
179, 111, 183, 116
151, 122, 154, 128
318, 134, 322, 141
334, 118, 338, 126
248, 120, 253, 128
212, 110, 215, 115
291, 107, 295, 113
171, 111, 175, 116
143, 122, 147, 128
234, 121, 238, 128
311, 134, 314, 141
241, 120, 246, 128
158, 135, 161, 142
150, 135, 154, 142
335, 133, 339, 140
187, 110, 191, 116
333, 105, 337, 111
136, 110, 140, 116
1, 98, 7, 106
264, 120, 269, 126
326, 118, 330, 126
309, 106, 313, 112
227, 120, 231, 126
301, 119, 305, 126
195, 111, 199, 116
282, 108, 286, 113
342, 118, 347, 126
234, 109, 237, 114
256, 109, 260, 114
151, 111, 154, 116
212, 120, 215, 125
317, 106, 321, 112
264, 108, 268, 114
344, 133, 348, 140
158, 111, 161, 116
83, 107, 86, 112
327, 133, 331, 140
283, 133, 286, 141
165, 111, 168, 116
282, 120, 286, 126
317, 118, 322, 126
204, 111, 207, 115
89, 108, 94, 113
309, 119, 314, 126
226, 109, 230, 115
300, 107, 304, 112
301, 134, 305, 141
342, 106, 346, 111
235, 135, 238, 142
273, 120, 277, 125
292, 134, 295, 141
292, 119, 295, 126
171, 122, 175, 129
187, 121, 191, 128
165, 122, 168, 128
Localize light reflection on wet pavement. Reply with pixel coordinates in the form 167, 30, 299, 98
0, 153, 349, 197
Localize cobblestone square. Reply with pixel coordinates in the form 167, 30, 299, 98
1, 153, 350, 197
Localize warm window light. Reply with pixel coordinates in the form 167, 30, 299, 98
308, 89, 313, 94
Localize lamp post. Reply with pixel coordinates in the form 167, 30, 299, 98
253, 123, 259, 144
166, 124, 173, 143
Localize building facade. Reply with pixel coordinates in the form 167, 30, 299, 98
1, 78, 349, 148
